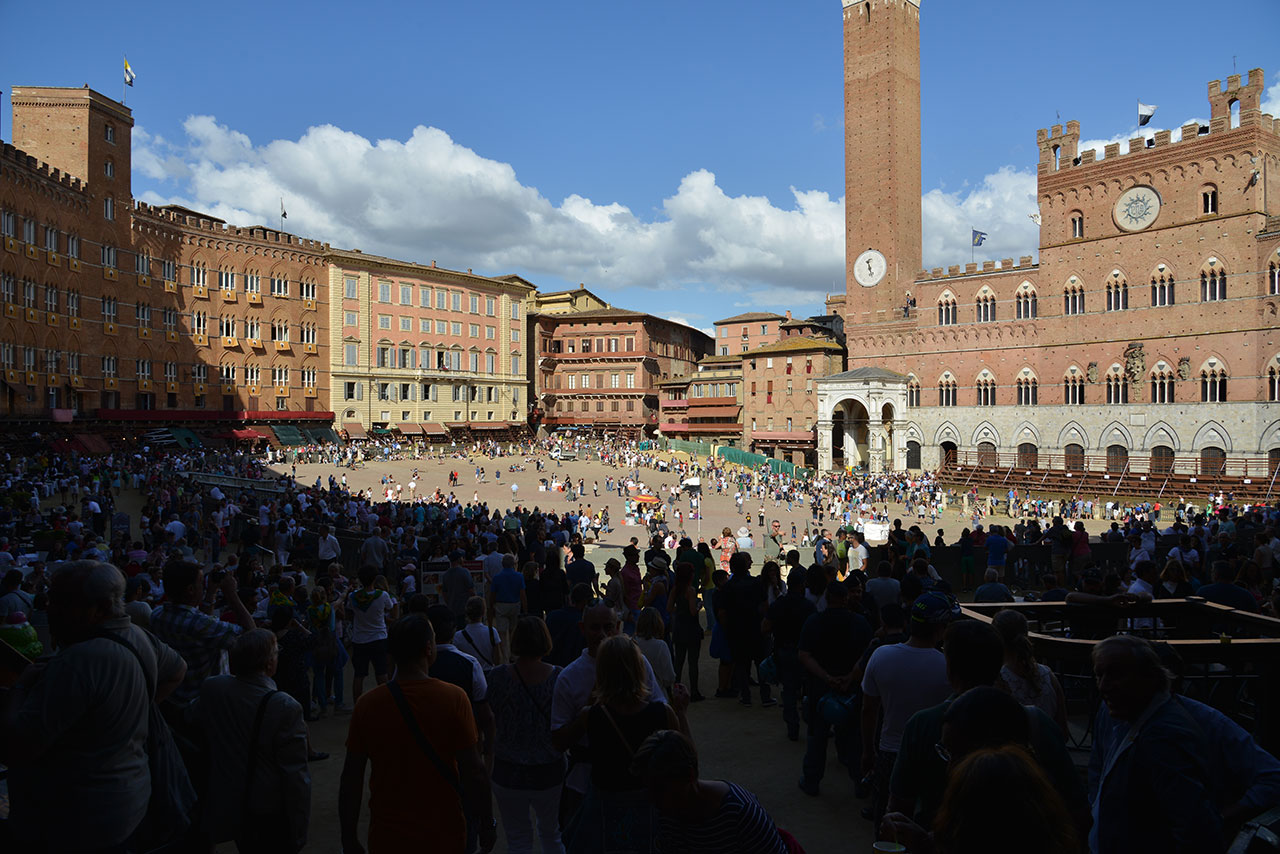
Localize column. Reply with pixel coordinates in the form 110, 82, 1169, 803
817, 419, 833, 471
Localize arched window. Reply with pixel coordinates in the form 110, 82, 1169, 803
1201, 184, 1219, 215
1105, 368, 1129, 404
1200, 367, 1227, 402
1271, 259, 1280, 296
1015, 285, 1038, 319
1016, 377, 1038, 406
1069, 210, 1083, 238
1107, 444, 1129, 473
1105, 273, 1129, 311
977, 441, 997, 468
906, 379, 921, 408
1150, 367, 1175, 403
1200, 446, 1227, 475
1150, 445, 1175, 474
1150, 268, 1176, 306
1063, 374, 1086, 405
1017, 443, 1039, 468
1269, 364, 1280, 402
937, 378, 956, 407
1063, 284, 1085, 315
975, 290, 996, 323
937, 294, 957, 326
1201, 264, 1226, 302
976, 375, 997, 406
1064, 443, 1085, 471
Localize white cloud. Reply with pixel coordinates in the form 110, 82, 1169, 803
133, 115, 1047, 303
1262, 71, 1280, 115
921, 166, 1039, 270
1077, 116, 1208, 162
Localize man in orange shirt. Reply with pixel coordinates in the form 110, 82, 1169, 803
339, 614, 496, 854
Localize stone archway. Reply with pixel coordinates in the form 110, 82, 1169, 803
815, 366, 909, 472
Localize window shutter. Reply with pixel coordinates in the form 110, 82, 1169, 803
356, 383, 363, 401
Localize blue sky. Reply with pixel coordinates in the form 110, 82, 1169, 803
5, 0, 1277, 332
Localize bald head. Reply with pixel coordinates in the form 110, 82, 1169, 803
582, 603, 621, 655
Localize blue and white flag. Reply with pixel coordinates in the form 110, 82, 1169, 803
971, 229, 988, 247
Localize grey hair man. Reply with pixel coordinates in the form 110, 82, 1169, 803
1, 560, 186, 851
194, 629, 311, 853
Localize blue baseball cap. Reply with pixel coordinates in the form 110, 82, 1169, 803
911, 591, 961, 624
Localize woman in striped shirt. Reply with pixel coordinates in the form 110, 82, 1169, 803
631, 729, 790, 854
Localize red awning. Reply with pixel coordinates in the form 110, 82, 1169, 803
75, 433, 112, 454
397, 422, 423, 435
216, 428, 267, 440
343, 422, 369, 439
469, 421, 510, 430
686, 406, 741, 419
751, 430, 816, 442
445, 422, 469, 429
420, 423, 448, 435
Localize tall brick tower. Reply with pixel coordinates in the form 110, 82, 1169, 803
842, 0, 922, 324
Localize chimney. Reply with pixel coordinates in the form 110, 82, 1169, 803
785, 310, 792, 320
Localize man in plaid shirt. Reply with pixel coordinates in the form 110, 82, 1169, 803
151, 560, 258, 716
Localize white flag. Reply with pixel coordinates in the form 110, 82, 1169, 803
1137, 101, 1157, 126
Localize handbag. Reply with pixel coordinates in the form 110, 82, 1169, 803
95, 630, 198, 853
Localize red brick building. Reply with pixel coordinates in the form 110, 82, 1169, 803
712, 311, 785, 356
656, 354, 743, 445
743, 336, 844, 466
822, 0, 1280, 487
532, 295, 713, 438
0, 86, 332, 436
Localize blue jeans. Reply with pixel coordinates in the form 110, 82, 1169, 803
802, 686, 859, 785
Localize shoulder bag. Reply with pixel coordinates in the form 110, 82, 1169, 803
386, 680, 463, 803
95, 630, 198, 853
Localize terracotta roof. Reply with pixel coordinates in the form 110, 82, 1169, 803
714, 311, 787, 324
742, 337, 843, 357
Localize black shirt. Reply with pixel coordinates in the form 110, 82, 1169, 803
767, 592, 817, 648
544, 604, 585, 666
799, 607, 873, 684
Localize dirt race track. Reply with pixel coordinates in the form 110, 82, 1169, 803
271, 449, 1115, 853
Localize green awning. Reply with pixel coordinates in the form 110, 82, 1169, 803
271, 425, 307, 445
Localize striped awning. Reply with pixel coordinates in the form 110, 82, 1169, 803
397, 422, 423, 435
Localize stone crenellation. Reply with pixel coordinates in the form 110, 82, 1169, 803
1, 143, 87, 193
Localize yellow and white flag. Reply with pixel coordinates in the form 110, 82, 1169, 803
124, 57, 136, 87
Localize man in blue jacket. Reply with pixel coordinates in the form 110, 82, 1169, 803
1088, 635, 1220, 853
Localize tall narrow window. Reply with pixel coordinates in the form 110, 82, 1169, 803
1201, 267, 1226, 302
1202, 187, 1218, 215
1200, 368, 1228, 402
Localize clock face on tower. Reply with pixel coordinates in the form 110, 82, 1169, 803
854, 249, 887, 287
1113, 186, 1161, 232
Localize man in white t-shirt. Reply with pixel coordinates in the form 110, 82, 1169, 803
850, 530, 870, 576
861, 591, 956, 825
316, 525, 342, 563
347, 566, 398, 702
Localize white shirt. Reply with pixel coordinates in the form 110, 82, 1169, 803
346, 588, 395, 643
851, 543, 869, 573
482, 551, 506, 582
861, 642, 950, 753
551, 648, 667, 793
453, 623, 499, 667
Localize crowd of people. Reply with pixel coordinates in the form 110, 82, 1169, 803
0, 432, 1277, 854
